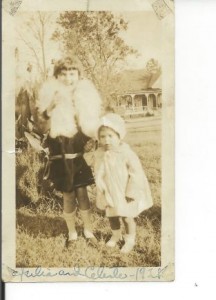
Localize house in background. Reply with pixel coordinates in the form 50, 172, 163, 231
115, 88, 162, 117
113, 63, 162, 118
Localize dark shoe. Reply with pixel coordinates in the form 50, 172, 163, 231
65, 238, 76, 248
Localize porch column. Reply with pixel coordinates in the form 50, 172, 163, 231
147, 94, 151, 108
148, 94, 157, 109
157, 93, 162, 107
131, 94, 135, 111
144, 93, 148, 108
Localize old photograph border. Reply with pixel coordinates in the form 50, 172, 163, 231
2, 0, 174, 282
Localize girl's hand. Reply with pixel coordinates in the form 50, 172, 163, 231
126, 196, 135, 203
84, 139, 95, 152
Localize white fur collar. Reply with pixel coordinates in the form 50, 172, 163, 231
38, 78, 102, 138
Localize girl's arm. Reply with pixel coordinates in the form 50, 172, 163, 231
125, 147, 153, 209
83, 136, 97, 167
42, 93, 58, 118
36, 79, 60, 134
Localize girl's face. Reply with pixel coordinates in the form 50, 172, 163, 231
57, 69, 79, 86
99, 127, 121, 151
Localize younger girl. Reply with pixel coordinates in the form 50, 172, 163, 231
94, 113, 153, 253
37, 57, 101, 244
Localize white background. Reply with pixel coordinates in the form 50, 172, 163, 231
5, 0, 216, 299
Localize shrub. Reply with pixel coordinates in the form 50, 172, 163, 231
16, 145, 47, 206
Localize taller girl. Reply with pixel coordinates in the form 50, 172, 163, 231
37, 57, 101, 244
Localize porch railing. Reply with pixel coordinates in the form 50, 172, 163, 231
114, 105, 158, 117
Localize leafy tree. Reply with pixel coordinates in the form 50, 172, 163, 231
53, 11, 137, 105
143, 58, 161, 88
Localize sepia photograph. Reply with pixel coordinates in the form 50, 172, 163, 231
2, 0, 174, 282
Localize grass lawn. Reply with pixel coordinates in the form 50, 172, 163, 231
16, 125, 161, 268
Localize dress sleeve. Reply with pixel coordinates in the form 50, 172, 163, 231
34, 107, 51, 135
35, 79, 57, 134
125, 148, 152, 206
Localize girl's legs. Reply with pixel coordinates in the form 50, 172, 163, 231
76, 186, 95, 239
106, 217, 122, 247
63, 191, 77, 240
109, 217, 121, 230
122, 217, 136, 235
121, 217, 136, 253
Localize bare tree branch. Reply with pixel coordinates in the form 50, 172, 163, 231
17, 30, 43, 74
18, 12, 54, 80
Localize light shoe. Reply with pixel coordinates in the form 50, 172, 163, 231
106, 229, 122, 248
68, 231, 78, 241
65, 231, 78, 247
84, 229, 97, 247
120, 234, 135, 253
106, 236, 118, 248
84, 229, 95, 239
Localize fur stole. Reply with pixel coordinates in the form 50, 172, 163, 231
38, 78, 101, 138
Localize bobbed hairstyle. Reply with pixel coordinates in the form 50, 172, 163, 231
53, 57, 82, 78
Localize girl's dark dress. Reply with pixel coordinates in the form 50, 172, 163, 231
46, 131, 94, 192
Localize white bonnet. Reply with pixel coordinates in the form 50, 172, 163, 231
98, 113, 126, 139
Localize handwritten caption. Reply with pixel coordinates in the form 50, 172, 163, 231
7, 265, 169, 282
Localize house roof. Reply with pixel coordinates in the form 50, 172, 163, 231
151, 75, 162, 89
115, 68, 162, 94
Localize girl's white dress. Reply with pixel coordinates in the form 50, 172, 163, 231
94, 142, 153, 218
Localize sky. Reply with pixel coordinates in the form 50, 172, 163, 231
16, 10, 162, 75
119, 11, 162, 69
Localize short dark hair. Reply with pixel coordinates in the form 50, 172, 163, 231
53, 57, 82, 78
